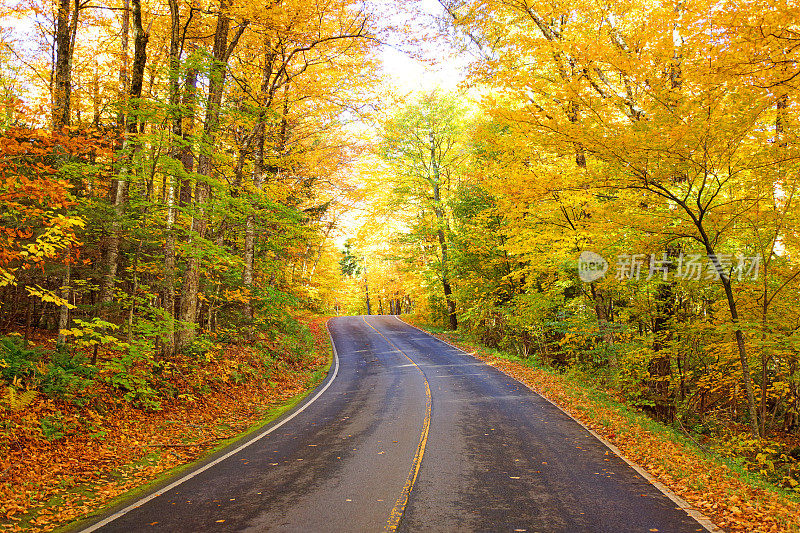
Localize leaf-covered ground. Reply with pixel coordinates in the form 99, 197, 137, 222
413, 322, 800, 533
0, 317, 332, 533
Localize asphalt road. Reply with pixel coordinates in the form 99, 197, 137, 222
77, 315, 712, 533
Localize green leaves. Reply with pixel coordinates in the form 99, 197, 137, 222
60, 318, 130, 351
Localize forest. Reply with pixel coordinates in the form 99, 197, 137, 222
1, 0, 799, 529
341, 0, 800, 499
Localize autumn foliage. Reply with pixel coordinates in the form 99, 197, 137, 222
2, 0, 800, 528
1, 0, 372, 528
343, 0, 800, 509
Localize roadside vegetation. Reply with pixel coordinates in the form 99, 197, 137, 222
0, 316, 332, 532
1, 0, 369, 530
339, 2, 800, 528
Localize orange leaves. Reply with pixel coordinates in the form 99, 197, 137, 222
0, 317, 330, 532
0, 128, 104, 302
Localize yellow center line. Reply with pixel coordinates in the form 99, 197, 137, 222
361, 316, 432, 532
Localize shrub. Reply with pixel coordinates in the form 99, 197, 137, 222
40, 349, 96, 405
0, 336, 42, 384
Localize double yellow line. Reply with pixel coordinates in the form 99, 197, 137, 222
361, 316, 432, 532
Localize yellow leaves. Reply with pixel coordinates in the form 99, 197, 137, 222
18, 216, 83, 263
1, 386, 38, 412
222, 288, 249, 304
61, 318, 128, 350
0, 266, 16, 288
25, 285, 75, 309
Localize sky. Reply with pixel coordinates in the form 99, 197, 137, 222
375, 0, 470, 95
329, 0, 475, 247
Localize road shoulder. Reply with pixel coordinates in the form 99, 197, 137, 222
36, 318, 337, 533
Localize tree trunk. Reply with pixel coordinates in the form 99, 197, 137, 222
118, 0, 129, 125
649, 281, 674, 421
760, 92, 791, 435
243, 213, 255, 320
163, 0, 181, 358
126, 238, 142, 345
53, 0, 79, 130
98, 0, 148, 321
363, 258, 371, 315
699, 230, 760, 437
56, 260, 71, 346
590, 282, 617, 365
179, 65, 198, 206
430, 132, 457, 330
178, 2, 248, 347
243, 122, 265, 323
243, 47, 284, 322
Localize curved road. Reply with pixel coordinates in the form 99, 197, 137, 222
77, 315, 712, 532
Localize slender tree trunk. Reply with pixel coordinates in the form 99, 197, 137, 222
430, 132, 457, 330
99, 179, 127, 320
127, 238, 142, 344
179, 65, 198, 206
649, 281, 674, 421
698, 229, 760, 437
98, 0, 148, 321
118, 0, 129, 125
243, 122, 264, 324
242, 37, 279, 327
53, 0, 79, 130
243, 214, 255, 319
590, 282, 617, 365
163, 0, 181, 358
439, 227, 457, 329
178, 2, 248, 347
364, 258, 371, 315
567, 101, 586, 168
56, 259, 71, 346
88, 64, 99, 126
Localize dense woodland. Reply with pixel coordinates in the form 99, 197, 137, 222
0, 1, 373, 364
2, 0, 800, 513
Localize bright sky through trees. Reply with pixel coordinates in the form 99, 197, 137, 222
376, 0, 468, 94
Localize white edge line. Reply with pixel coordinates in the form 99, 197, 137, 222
77, 320, 341, 533
393, 316, 723, 533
